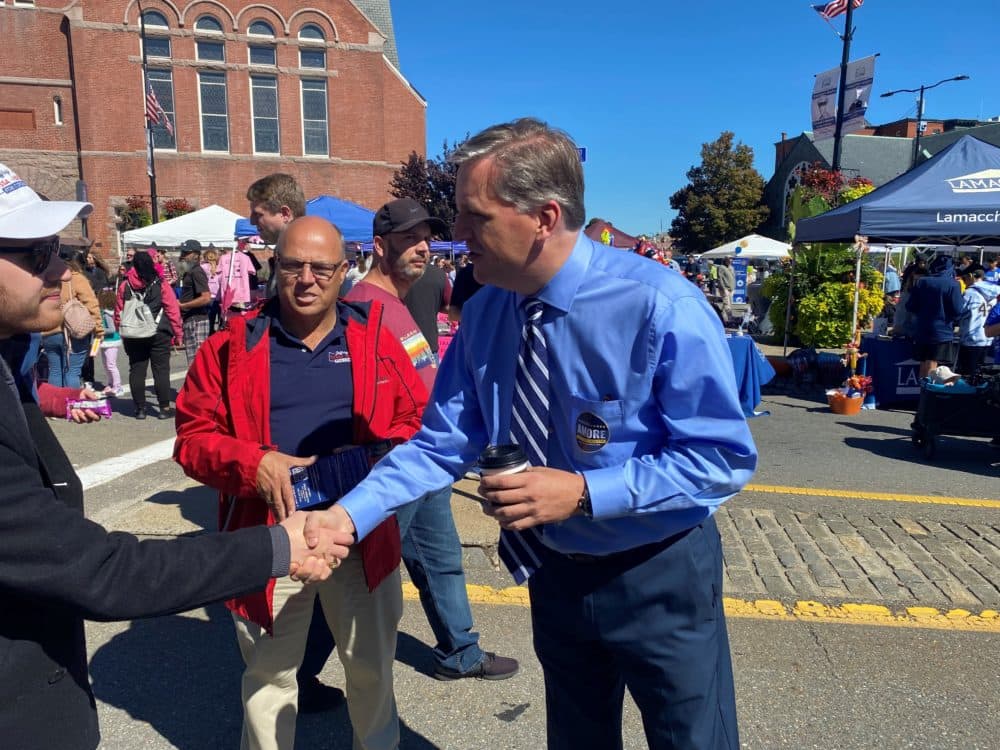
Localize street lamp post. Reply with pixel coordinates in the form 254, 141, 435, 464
880, 75, 970, 168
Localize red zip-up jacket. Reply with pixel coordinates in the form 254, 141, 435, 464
173, 299, 427, 633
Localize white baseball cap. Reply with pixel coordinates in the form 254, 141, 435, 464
929, 365, 961, 385
0, 163, 92, 240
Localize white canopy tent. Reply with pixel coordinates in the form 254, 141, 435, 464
700, 234, 791, 259
122, 204, 242, 248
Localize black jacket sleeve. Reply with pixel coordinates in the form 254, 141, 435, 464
0, 413, 275, 622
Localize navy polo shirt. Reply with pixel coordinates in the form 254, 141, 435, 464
268, 309, 354, 457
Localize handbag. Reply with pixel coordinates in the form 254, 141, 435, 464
61, 281, 96, 339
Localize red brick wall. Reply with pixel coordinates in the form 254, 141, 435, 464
0, 0, 426, 259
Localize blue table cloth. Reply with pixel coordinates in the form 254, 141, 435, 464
859, 335, 923, 407
726, 336, 775, 417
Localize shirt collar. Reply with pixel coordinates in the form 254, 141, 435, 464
269, 303, 349, 349
520, 232, 592, 313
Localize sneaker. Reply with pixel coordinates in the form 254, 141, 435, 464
433, 652, 519, 682
297, 676, 346, 713
135, 407, 146, 420
157, 406, 174, 420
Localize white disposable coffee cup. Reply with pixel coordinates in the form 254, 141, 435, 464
478, 444, 530, 476
480, 460, 530, 477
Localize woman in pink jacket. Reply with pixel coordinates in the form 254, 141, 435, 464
113, 251, 182, 419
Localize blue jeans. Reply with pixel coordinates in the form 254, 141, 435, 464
528, 516, 738, 750
300, 486, 484, 676
41, 332, 67, 387
65, 333, 92, 389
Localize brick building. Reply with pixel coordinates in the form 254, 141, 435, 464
0, 0, 425, 259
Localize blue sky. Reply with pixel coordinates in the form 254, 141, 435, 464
391, 1, 1000, 236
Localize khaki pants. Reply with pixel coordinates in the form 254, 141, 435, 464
232, 554, 402, 750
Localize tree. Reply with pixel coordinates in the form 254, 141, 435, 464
668, 132, 769, 254
390, 139, 465, 240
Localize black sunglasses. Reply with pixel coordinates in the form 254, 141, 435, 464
0, 236, 60, 275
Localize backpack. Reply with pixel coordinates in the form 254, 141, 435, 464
120, 281, 163, 339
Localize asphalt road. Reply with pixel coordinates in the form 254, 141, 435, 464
50, 360, 1000, 749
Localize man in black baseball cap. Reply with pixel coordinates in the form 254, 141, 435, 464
372, 197, 448, 240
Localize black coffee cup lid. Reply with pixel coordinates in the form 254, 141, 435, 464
478, 444, 527, 469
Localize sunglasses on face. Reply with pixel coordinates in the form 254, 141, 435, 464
0, 236, 60, 275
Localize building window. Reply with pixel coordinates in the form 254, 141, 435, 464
198, 71, 229, 152
299, 24, 325, 42
53, 96, 63, 126
300, 48, 325, 69
144, 35, 171, 59
197, 40, 225, 61
301, 79, 328, 156
248, 20, 274, 37
141, 8, 169, 58
141, 10, 168, 27
249, 44, 276, 66
146, 69, 176, 149
195, 15, 223, 33
251, 75, 279, 154
299, 24, 325, 68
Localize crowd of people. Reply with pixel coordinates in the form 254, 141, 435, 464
886, 252, 1000, 379
1, 118, 758, 750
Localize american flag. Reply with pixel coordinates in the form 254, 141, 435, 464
813, 0, 863, 21
145, 80, 174, 136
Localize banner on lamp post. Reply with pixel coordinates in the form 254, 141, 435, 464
841, 55, 876, 135
811, 65, 840, 142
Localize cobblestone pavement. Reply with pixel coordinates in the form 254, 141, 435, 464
716, 504, 1000, 608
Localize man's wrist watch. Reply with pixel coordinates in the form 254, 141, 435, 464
577, 479, 593, 519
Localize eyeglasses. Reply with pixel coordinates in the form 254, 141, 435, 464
276, 257, 344, 282
0, 236, 60, 275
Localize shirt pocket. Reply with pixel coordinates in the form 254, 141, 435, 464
566, 394, 625, 465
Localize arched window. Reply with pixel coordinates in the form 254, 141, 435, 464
141, 10, 169, 28
299, 24, 326, 69
195, 15, 223, 33
141, 10, 171, 58
298, 24, 325, 42
248, 20, 275, 37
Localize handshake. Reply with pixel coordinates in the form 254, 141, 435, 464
257, 451, 360, 583
276, 505, 358, 583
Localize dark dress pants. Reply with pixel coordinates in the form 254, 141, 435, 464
122, 331, 173, 408
527, 515, 739, 750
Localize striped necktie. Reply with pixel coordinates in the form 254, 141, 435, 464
499, 298, 551, 583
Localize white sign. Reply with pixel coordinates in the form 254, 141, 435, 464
841, 55, 876, 136
811, 65, 840, 142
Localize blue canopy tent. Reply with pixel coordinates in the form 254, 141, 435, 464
796, 135, 1000, 245
305, 196, 375, 243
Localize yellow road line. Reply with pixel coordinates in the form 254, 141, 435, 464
744, 483, 1000, 509
401, 584, 1000, 633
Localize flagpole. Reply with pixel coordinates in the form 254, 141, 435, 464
138, 0, 159, 223
830, 0, 856, 172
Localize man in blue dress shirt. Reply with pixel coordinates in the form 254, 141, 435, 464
310, 118, 758, 749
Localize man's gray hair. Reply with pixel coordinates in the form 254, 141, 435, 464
450, 118, 585, 231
